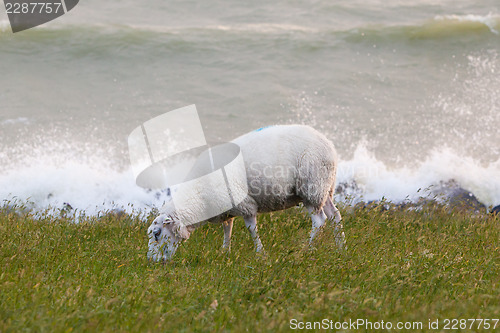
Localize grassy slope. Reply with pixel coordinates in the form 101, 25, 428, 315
0, 205, 499, 332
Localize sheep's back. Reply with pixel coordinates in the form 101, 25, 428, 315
232, 125, 337, 212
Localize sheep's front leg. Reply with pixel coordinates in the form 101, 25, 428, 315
222, 218, 234, 251
307, 206, 327, 244
244, 216, 264, 253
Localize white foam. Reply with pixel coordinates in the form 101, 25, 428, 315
337, 144, 500, 207
0, 142, 170, 217
2, 141, 498, 218
209, 23, 317, 34
118, 22, 317, 35
1, 117, 30, 126
0, 162, 155, 216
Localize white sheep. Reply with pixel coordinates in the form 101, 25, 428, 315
147, 125, 345, 261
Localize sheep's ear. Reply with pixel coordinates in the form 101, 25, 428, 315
175, 222, 191, 240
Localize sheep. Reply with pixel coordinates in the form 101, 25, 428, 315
147, 124, 345, 262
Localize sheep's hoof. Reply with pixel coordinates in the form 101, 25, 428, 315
221, 247, 231, 256
255, 249, 268, 259
147, 259, 167, 267
307, 245, 318, 252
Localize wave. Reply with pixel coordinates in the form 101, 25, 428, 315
127, 23, 318, 34
1, 141, 498, 217
343, 14, 500, 42
336, 144, 500, 208
100, 14, 500, 38
0, 155, 167, 217
2, 14, 498, 40
412, 14, 500, 37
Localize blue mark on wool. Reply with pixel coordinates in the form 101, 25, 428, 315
255, 125, 274, 132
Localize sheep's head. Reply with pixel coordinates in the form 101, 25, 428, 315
147, 214, 192, 262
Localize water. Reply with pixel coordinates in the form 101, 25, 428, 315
1, 0, 499, 215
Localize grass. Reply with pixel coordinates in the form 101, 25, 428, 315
0, 203, 499, 332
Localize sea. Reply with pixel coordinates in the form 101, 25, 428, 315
1, 0, 499, 216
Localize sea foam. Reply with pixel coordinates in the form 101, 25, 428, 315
336, 144, 500, 207
1, 140, 498, 217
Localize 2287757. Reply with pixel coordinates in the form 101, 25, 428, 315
5, 2, 63, 14
443, 319, 499, 330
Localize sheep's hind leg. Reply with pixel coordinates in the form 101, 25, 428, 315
222, 218, 234, 251
323, 197, 346, 249
307, 206, 327, 244
244, 216, 264, 253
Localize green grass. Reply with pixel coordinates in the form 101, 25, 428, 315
0, 204, 499, 332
